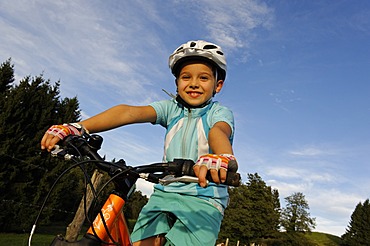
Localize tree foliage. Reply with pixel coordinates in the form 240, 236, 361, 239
0, 59, 150, 233
342, 199, 370, 245
219, 173, 280, 244
123, 190, 148, 220
0, 59, 82, 231
280, 192, 316, 233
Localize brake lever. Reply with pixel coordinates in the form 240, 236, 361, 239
51, 145, 73, 160
158, 175, 205, 186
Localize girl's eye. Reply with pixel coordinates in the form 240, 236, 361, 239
200, 76, 209, 81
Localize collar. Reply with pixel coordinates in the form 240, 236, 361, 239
175, 94, 212, 109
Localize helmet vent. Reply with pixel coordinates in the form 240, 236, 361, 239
216, 51, 224, 55
190, 42, 196, 47
203, 44, 217, 50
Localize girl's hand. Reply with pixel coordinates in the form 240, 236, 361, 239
193, 154, 237, 187
41, 123, 87, 151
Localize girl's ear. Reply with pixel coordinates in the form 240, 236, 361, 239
214, 80, 224, 93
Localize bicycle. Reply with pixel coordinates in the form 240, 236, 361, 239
29, 133, 241, 245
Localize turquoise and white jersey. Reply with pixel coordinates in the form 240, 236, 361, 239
149, 98, 235, 213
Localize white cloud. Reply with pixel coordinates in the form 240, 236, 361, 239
310, 189, 363, 217
200, 0, 274, 50
0, 0, 170, 108
268, 179, 311, 197
308, 189, 365, 236
266, 166, 334, 183
1, 0, 275, 108
289, 146, 334, 157
98, 129, 163, 164
314, 216, 348, 236
136, 179, 155, 197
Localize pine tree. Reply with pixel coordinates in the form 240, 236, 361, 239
0, 58, 14, 93
246, 173, 280, 239
342, 199, 370, 245
219, 183, 253, 243
0, 60, 82, 231
218, 173, 280, 244
0, 59, 14, 135
123, 190, 148, 220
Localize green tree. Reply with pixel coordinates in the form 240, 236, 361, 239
123, 190, 148, 220
0, 60, 82, 231
280, 192, 316, 233
0, 59, 14, 93
246, 173, 280, 238
0, 59, 14, 132
219, 183, 251, 243
342, 199, 370, 245
218, 173, 280, 245
122, 190, 148, 232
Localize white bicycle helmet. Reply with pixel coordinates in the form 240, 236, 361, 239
169, 40, 227, 81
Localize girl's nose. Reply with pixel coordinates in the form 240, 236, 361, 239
189, 79, 199, 88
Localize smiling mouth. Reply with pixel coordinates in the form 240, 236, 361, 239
187, 91, 202, 98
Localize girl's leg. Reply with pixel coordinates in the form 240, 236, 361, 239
132, 234, 166, 246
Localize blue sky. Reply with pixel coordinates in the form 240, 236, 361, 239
1, 0, 369, 237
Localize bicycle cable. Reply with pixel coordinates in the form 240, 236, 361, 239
87, 166, 135, 245
28, 159, 86, 246
28, 137, 118, 246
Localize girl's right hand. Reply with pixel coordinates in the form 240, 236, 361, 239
193, 154, 237, 187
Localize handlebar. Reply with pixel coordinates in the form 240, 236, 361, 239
51, 134, 241, 188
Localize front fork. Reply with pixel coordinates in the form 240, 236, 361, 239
50, 193, 131, 246
87, 193, 131, 245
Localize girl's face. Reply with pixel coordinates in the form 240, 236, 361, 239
176, 62, 224, 107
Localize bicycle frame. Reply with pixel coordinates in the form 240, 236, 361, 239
86, 193, 131, 245
49, 192, 132, 246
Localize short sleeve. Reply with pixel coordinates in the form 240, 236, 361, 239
149, 99, 180, 128
149, 100, 167, 127
208, 104, 235, 140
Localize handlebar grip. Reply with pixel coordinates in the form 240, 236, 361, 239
222, 172, 241, 187
203, 171, 241, 187
170, 159, 241, 187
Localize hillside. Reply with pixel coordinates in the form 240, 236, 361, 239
305, 232, 342, 246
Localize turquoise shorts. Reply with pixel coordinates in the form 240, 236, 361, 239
130, 189, 223, 245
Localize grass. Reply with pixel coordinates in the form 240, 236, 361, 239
1, 231, 343, 246
0, 218, 138, 245
0, 223, 83, 245
305, 232, 343, 246
0, 220, 137, 245
0, 233, 55, 246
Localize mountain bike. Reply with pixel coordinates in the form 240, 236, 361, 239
28, 133, 241, 245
